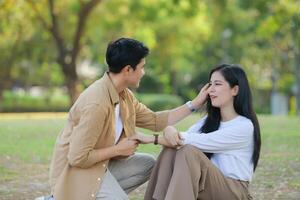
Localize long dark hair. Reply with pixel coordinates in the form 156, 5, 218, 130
200, 64, 261, 171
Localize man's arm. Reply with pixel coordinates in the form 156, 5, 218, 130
164, 83, 210, 146
85, 138, 138, 164
167, 100, 200, 125
68, 104, 138, 168
167, 83, 210, 125
130, 132, 178, 148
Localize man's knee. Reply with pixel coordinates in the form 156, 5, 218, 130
133, 153, 156, 174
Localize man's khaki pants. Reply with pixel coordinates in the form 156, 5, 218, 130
96, 152, 155, 200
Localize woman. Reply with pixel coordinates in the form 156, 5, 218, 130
144, 64, 261, 200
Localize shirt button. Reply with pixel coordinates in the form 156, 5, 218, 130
97, 177, 101, 181
103, 164, 106, 167
91, 194, 95, 197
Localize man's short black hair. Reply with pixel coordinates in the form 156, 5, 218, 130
106, 38, 149, 73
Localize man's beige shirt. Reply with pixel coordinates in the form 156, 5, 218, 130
49, 72, 169, 200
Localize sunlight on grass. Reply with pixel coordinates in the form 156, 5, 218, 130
0, 112, 67, 120
0, 166, 18, 181
0, 113, 299, 199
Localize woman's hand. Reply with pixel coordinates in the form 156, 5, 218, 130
163, 126, 184, 147
192, 83, 210, 109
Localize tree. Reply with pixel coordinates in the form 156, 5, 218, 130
0, 1, 34, 102
90, 0, 212, 96
252, 0, 300, 114
27, 0, 103, 104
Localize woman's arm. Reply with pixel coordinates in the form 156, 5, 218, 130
162, 118, 254, 153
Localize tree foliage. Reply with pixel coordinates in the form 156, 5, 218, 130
0, 0, 299, 113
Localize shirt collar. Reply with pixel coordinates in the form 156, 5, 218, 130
102, 72, 125, 105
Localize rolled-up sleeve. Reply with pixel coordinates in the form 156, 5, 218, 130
67, 103, 107, 168
132, 94, 169, 132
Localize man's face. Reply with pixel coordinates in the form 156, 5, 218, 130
126, 58, 146, 88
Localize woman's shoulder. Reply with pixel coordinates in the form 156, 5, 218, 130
237, 115, 253, 124
233, 115, 254, 130
187, 116, 207, 133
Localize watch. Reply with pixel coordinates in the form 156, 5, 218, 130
153, 134, 159, 145
185, 101, 196, 112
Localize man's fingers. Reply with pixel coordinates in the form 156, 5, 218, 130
130, 138, 141, 143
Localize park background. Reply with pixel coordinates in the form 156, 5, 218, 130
0, 0, 300, 199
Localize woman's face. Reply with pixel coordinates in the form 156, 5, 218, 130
208, 71, 238, 108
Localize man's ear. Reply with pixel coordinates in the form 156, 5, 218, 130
120, 65, 131, 74
232, 85, 239, 96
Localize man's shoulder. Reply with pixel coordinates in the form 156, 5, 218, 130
76, 79, 110, 107
123, 88, 135, 101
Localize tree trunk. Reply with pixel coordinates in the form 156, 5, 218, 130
66, 77, 80, 105
61, 62, 80, 105
29, 0, 102, 106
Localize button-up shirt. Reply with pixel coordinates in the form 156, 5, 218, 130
49, 72, 169, 200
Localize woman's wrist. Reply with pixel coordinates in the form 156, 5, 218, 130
191, 99, 203, 110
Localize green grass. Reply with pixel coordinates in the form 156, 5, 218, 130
0, 114, 299, 199
0, 119, 65, 163
0, 166, 18, 181
0, 114, 199, 164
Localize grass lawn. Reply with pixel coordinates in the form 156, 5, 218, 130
0, 113, 299, 199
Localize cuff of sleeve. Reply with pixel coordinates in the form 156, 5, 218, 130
77, 150, 99, 168
180, 132, 191, 145
87, 150, 99, 165
154, 110, 170, 131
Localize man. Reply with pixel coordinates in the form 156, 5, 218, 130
48, 38, 203, 200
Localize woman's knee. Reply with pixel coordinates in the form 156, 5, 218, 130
177, 145, 209, 161
158, 147, 177, 158
178, 144, 198, 154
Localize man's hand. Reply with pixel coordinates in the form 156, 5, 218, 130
130, 132, 154, 144
163, 126, 184, 147
115, 138, 138, 157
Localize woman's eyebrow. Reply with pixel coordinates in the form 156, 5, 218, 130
210, 80, 224, 83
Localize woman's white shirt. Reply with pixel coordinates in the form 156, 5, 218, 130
181, 115, 254, 181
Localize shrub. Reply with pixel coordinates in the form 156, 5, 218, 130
135, 93, 183, 111
1, 90, 70, 112
0, 90, 184, 112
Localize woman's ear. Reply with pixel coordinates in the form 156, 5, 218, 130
232, 85, 239, 96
